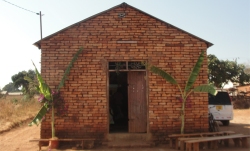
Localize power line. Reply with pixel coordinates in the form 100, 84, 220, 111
2, 0, 39, 15
2, 0, 44, 48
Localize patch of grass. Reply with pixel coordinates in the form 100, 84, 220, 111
0, 96, 41, 132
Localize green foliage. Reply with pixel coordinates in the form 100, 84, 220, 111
244, 62, 250, 75
147, 50, 217, 134
2, 82, 20, 92
193, 85, 217, 95
11, 70, 36, 97
28, 47, 83, 138
208, 55, 250, 87
29, 104, 49, 126
23, 76, 39, 98
238, 64, 250, 85
57, 47, 83, 90
32, 63, 52, 101
185, 51, 204, 92
149, 66, 177, 85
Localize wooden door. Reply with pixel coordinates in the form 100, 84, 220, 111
128, 72, 147, 133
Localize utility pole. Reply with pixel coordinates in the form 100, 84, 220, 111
39, 11, 43, 49
40, 11, 42, 41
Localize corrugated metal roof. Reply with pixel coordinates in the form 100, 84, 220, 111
34, 2, 213, 48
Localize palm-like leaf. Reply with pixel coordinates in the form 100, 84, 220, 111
146, 50, 217, 134
57, 47, 83, 90
24, 76, 33, 83
150, 66, 177, 85
185, 51, 205, 92
32, 62, 52, 101
29, 103, 49, 126
193, 84, 217, 96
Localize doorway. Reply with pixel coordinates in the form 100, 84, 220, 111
109, 71, 147, 133
109, 72, 128, 133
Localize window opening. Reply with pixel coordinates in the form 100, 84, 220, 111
108, 61, 146, 71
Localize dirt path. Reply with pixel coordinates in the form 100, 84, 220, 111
0, 109, 249, 151
0, 123, 40, 151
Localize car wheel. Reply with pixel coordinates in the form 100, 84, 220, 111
221, 120, 230, 126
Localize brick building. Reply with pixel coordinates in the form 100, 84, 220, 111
34, 3, 213, 145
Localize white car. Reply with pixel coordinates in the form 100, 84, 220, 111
208, 91, 234, 126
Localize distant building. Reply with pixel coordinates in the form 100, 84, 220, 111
0, 91, 8, 95
0, 91, 23, 99
8, 92, 23, 95
236, 85, 250, 96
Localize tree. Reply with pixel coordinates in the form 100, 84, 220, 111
0, 88, 2, 98
208, 54, 223, 87
208, 55, 250, 87
2, 82, 20, 92
11, 70, 36, 95
243, 62, 250, 75
146, 50, 217, 134
238, 64, 250, 85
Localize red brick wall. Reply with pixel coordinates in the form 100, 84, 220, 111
40, 5, 209, 144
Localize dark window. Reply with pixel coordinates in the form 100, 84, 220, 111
208, 92, 231, 105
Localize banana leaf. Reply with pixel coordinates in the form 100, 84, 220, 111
150, 65, 177, 85
28, 102, 49, 126
57, 47, 83, 90
32, 61, 52, 101
193, 84, 217, 96
185, 50, 205, 92
24, 76, 33, 83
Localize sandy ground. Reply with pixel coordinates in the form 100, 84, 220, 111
0, 109, 249, 151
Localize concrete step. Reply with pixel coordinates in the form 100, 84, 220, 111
107, 133, 150, 141
104, 133, 155, 148
103, 140, 155, 148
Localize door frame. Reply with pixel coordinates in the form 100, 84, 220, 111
106, 61, 149, 134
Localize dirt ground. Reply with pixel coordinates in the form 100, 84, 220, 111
0, 109, 249, 151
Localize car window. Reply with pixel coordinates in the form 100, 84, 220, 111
209, 92, 231, 105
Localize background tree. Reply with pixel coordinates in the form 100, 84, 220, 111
208, 54, 250, 88
11, 70, 36, 97
208, 54, 224, 87
2, 82, 20, 92
238, 64, 250, 85
243, 62, 250, 75
0, 87, 2, 98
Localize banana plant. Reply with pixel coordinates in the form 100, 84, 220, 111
27, 47, 83, 138
146, 50, 217, 134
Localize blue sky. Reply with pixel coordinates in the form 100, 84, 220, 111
0, 0, 249, 88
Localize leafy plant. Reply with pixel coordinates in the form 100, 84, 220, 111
27, 47, 83, 138
146, 50, 217, 134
